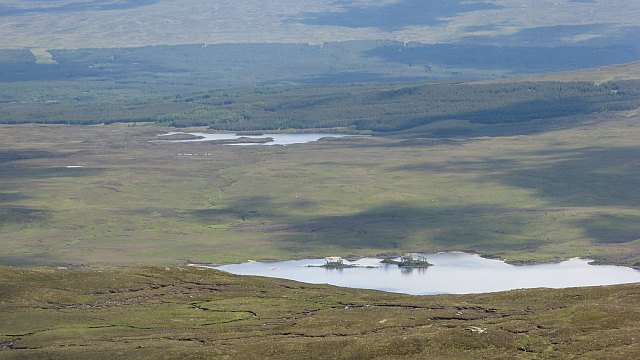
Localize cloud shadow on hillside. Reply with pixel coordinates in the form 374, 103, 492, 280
0, 149, 104, 229
190, 196, 539, 253
0, 0, 160, 17
294, 0, 501, 31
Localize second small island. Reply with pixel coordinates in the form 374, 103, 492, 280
381, 254, 433, 268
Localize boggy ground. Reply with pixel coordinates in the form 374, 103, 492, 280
1, 110, 640, 267
0, 266, 638, 359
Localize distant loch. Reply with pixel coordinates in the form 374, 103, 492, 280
209, 252, 640, 295
155, 132, 358, 146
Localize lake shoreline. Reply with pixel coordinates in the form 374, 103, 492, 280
190, 251, 637, 269
200, 252, 640, 295
154, 131, 364, 146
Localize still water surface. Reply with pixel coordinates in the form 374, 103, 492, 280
213, 253, 640, 295
158, 132, 355, 145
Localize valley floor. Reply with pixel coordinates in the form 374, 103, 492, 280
1, 111, 639, 267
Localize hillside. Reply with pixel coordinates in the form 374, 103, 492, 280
2, 2, 640, 358
1, 266, 638, 359
1, 1, 638, 50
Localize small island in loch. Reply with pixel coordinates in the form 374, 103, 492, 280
382, 254, 433, 268
307, 256, 376, 269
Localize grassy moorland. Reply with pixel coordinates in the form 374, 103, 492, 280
1, 107, 639, 267
1, 61, 639, 359
484, 61, 640, 85
0, 266, 638, 359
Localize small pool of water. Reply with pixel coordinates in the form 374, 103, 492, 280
157, 132, 357, 146
211, 253, 640, 295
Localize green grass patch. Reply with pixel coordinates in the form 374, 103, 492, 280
0, 266, 638, 358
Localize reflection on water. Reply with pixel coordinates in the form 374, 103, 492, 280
399, 266, 429, 275
211, 252, 640, 295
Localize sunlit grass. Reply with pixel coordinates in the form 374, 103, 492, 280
1, 113, 639, 266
